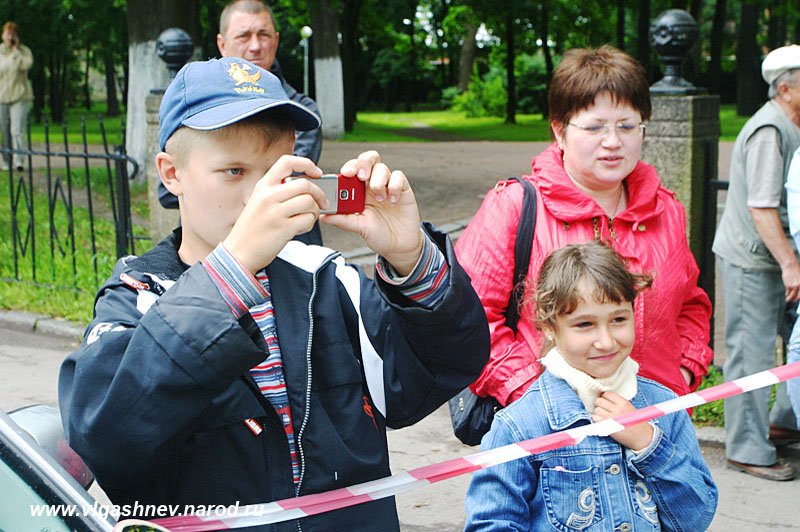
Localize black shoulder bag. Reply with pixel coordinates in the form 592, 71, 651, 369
448, 177, 537, 446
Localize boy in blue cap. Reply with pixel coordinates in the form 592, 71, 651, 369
58, 57, 489, 531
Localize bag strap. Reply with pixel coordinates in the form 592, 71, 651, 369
503, 177, 537, 333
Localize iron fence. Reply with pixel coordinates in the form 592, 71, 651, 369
2, 116, 142, 291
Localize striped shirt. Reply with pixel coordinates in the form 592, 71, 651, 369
203, 232, 449, 485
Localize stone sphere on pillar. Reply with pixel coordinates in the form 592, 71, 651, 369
649, 9, 703, 94
156, 28, 193, 80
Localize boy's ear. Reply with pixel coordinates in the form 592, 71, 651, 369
156, 152, 182, 197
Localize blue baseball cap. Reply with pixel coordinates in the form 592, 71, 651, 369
158, 57, 321, 151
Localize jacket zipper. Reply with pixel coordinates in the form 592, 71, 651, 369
294, 253, 338, 531
592, 216, 618, 241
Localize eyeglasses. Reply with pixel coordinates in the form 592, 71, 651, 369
567, 121, 646, 138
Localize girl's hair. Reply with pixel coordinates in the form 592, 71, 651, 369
548, 45, 651, 135
532, 240, 652, 343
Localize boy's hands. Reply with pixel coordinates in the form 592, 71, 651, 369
322, 151, 424, 276
591, 391, 654, 452
223, 156, 327, 274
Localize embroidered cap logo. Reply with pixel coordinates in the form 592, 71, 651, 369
227, 62, 265, 94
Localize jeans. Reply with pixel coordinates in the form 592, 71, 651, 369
0, 100, 30, 169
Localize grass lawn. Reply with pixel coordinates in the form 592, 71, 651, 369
344, 104, 748, 143
344, 110, 553, 142
27, 103, 124, 145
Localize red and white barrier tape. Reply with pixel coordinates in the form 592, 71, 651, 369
114, 361, 800, 532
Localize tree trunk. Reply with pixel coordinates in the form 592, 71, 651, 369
309, 0, 346, 138
48, 47, 66, 123
126, 0, 200, 180
708, 0, 727, 96
31, 65, 46, 123
539, 0, 553, 118
504, 10, 516, 124
458, 21, 478, 93
340, 0, 363, 133
636, 0, 651, 78
84, 49, 92, 111
616, 0, 625, 50
683, 0, 704, 84
766, 0, 786, 51
736, 0, 762, 116
105, 53, 120, 117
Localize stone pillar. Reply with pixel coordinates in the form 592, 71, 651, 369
146, 91, 179, 244
145, 28, 192, 245
645, 8, 720, 323
643, 95, 719, 255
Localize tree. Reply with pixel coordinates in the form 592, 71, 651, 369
636, 0, 651, 78
309, 0, 346, 138
126, 0, 200, 179
708, 0, 728, 96
442, 5, 479, 93
736, 0, 762, 115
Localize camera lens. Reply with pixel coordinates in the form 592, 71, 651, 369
339, 190, 349, 200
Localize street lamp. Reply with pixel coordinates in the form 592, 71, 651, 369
300, 25, 313, 95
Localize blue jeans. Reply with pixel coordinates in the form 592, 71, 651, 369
787, 319, 800, 430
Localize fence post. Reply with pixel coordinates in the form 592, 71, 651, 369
114, 145, 132, 258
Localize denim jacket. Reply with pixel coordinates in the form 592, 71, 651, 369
465, 371, 717, 532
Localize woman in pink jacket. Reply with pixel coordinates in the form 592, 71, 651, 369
455, 45, 713, 408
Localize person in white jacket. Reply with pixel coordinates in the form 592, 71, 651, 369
0, 21, 33, 172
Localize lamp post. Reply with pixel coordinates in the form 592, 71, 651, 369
301, 26, 313, 95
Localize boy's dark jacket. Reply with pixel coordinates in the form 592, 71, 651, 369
59, 224, 489, 531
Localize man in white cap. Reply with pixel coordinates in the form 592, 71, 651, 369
714, 44, 800, 481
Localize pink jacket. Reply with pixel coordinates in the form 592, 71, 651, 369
455, 143, 713, 406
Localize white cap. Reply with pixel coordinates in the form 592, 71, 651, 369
762, 45, 800, 85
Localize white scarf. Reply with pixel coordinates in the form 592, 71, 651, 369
540, 347, 639, 412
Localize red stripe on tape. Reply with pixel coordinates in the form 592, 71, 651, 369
517, 430, 576, 454
770, 360, 800, 382
696, 381, 743, 403
277, 486, 356, 510
409, 457, 481, 483
152, 517, 226, 532
297, 494, 375, 517
615, 405, 666, 427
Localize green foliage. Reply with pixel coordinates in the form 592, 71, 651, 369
440, 86, 460, 109
516, 53, 558, 115
452, 64, 507, 118
691, 365, 724, 427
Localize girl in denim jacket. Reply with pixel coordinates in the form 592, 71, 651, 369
465, 241, 717, 531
